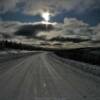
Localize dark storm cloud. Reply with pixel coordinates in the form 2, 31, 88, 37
49, 36, 90, 43
0, 21, 54, 41
15, 23, 54, 38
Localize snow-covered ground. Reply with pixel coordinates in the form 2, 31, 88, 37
0, 50, 38, 63
49, 53, 100, 77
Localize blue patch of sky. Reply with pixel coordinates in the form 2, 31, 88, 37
52, 8, 100, 26
0, 11, 42, 22
0, 8, 100, 26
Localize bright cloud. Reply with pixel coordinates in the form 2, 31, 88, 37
37, 18, 93, 41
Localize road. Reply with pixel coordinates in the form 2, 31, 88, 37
0, 52, 100, 100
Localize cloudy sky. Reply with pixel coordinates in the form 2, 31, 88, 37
0, 0, 100, 48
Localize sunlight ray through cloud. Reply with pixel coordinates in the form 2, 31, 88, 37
41, 11, 50, 22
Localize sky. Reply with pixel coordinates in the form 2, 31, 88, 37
0, 0, 100, 49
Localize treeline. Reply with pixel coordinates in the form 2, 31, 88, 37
54, 47, 100, 66
0, 40, 42, 51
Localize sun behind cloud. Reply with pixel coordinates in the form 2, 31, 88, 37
41, 11, 50, 22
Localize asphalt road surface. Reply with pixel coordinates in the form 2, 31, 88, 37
0, 52, 100, 100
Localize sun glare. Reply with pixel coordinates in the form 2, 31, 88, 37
41, 12, 50, 22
